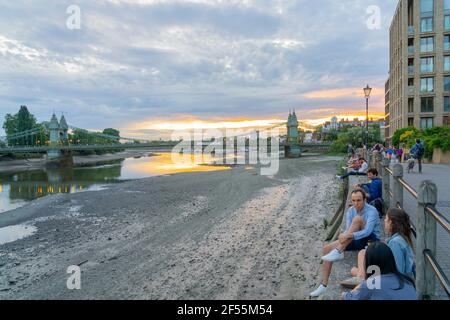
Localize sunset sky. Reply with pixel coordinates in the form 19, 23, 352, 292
0, 0, 396, 139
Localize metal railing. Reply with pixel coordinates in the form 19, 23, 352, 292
373, 152, 450, 299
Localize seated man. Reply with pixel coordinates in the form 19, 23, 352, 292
337, 158, 368, 180
357, 168, 383, 215
357, 169, 382, 202
310, 189, 381, 297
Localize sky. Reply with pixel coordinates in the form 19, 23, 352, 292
0, 0, 398, 139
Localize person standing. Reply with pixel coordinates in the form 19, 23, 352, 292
396, 147, 403, 163
410, 139, 425, 173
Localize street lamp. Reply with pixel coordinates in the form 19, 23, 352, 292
363, 84, 372, 148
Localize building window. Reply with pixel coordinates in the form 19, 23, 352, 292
420, 37, 434, 52
420, 77, 434, 92
421, 0, 434, 13
445, 56, 450, 72
408, 118, 414, 126
445, 0, 450, 10
421, 97, 434, 112
446, 15, 450, 30
420, 117, 434, 129
445, 76, 450, 91
445, 97, 450, 112
420, 57, 434, 72
445, 35, 450, 51
444, 116, 449, 125
408, 98, 414, 113
421, 17, 433, 32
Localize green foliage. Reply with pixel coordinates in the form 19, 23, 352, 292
321, 124, 381, 148
391, 126, 419, 148
330, 138, 347, 153
103, 128, 120, 137
392, 126, 450, 159
2, 106, 40, 146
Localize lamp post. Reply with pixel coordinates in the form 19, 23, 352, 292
363, 84, 372, 148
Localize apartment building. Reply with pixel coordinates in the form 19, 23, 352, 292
387, 0, 450, 143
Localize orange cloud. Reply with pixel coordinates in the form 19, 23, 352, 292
302, 87, 383, 99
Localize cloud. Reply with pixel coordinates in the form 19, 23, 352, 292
0, 0, 397, 137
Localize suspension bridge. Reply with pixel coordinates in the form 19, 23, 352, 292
0, 113, 329, 164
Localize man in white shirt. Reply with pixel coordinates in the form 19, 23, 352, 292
337, 158, 368, 180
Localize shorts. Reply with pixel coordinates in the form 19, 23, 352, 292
345, 233, 379, 252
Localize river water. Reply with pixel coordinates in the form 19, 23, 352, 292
0, 152, 231, 214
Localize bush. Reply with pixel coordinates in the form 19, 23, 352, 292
331, 140, 347, 153
392, 127, 419, 148
392, 126, 450, 159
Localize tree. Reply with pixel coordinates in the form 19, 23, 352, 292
2, 106, 37, 145
103, 128, 120, 137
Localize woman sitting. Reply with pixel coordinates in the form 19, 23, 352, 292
342, 242, 416, 300
347, 208, 415, 282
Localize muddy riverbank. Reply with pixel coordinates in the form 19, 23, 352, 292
0, 156, 342, 299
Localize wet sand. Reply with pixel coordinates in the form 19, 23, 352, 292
0, 156, 342, 299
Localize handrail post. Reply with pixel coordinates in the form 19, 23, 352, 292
382, 157, 390, 210
416, 181, 438, 300
375, 151, 382, 174
392, 164, 404, 209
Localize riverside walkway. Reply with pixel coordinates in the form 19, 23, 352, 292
393, 162, 450, 299
321, 162, 449, 300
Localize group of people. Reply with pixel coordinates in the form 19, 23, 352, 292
347, 140, 425, 175
310, 161, 417, 300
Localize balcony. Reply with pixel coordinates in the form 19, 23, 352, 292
408, 46, 414, 55
408, 66, 414, 75
408, 26, 414, 36
408, 86, 415, 95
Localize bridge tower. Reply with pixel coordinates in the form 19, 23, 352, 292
47, 114, 61, 159
59, 115, 69, 141
285, 111, 301, 158
46, 114, 73, 167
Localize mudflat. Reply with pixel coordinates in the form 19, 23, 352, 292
0, 156, 342, 299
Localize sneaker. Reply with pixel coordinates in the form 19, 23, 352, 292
310, 284, 327, 297
335, 175, 342, 180
340, 277, 362, 289
321, 249, 344, 262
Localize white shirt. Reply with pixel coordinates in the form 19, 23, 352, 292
358, 161, 368, 173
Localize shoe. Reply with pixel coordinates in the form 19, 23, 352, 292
310, 284, 327, 297
340, 277, 362, 289
335, 175, 342, 180
321, 249, 344, 262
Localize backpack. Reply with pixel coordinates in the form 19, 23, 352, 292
416, 143, 425, 158
370, 198, 384, 218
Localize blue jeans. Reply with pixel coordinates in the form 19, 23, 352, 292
345, 233, 379, 251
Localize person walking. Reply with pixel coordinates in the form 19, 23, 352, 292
410, 139, 425, 173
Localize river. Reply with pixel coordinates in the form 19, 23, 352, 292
0, 152, 230, 214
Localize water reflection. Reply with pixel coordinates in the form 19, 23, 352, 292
0, 152, 229, 213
